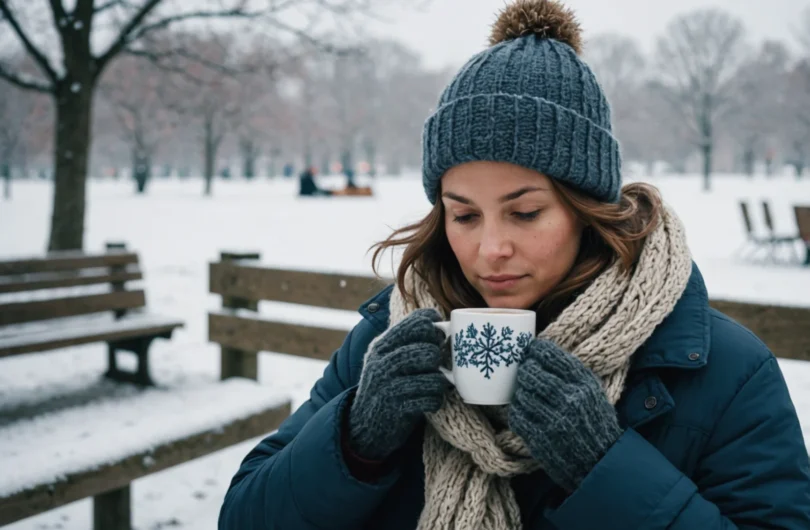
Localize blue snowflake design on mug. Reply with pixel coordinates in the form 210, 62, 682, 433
453, 323, 534, 379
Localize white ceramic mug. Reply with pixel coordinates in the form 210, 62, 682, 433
433, 308, 536, 405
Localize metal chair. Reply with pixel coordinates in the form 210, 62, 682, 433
736, 201, 771, 262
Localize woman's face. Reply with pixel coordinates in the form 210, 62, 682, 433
441, 161, 584, 309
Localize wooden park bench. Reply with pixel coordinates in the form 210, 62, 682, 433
208, 251, 387, 375
0, 245, 293, 529
207, 251, 810, 375
0, 243, 182, 386
0, 379, 290, 528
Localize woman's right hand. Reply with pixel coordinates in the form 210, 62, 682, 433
347, 308, 451, 461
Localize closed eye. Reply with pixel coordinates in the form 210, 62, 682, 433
453, 213, 478, 224
513, 210, 541, 221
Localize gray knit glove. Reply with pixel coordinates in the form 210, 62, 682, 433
508, 337, 623, 492
348, 308, 451, 461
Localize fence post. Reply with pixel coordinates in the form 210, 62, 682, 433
218, 251, 261, 381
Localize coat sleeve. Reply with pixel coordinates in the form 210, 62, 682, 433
218, 321, 400, 530
546, 356, 810, 530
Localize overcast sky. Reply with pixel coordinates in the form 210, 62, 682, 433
373, 0, 807, 70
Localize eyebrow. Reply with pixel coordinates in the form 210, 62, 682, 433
442, 186, 547, 205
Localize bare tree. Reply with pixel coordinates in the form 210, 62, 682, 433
782, 59, 810, 177
584, 34, 646, 115
0, 82, 27, 199
0, 63, 48, 198
629, 81, 694, 174
229, 40, 287, 179
370, 42, 448, 174
99, 54, 174, 193
584, 34, 648, 164
653, 9, 747, 190
0, 0, 396, 250
160, 32, 243, 196
724, 40, 790, 176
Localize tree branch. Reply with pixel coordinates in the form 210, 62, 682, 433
94, 0, 122, 14
96, 2, 260, 73
95, 0, 139, 15
95, 0, 162, 72
0, 1, 60, 83
122, 46, 241, 82
0, 61, 53, 93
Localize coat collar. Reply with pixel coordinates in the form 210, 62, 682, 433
358, 262, 712, 374
629, 262, 712, 373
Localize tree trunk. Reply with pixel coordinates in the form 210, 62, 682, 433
203, 117, 220, 196
742, 146, 755, 177
389, 154, 402, 176
792, 142, 805, 179
132, 148, 151, 194
48, 81, 94, 250
1, 162, 10, 200
240, 137, 257, 179
701, 142, 712, 191
267, 148, 280, 178
204, 140, 215, 196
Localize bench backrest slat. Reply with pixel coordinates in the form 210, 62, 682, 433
209, 262, 387, 310
795, 206, 810, 242
209, 312, 346, 361
0, 264, 142, 294
0, 291, 147, 326
0, 251, 138, 276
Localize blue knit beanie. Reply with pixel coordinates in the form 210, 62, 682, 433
422, 0, 621, 204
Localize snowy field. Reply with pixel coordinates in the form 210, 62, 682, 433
1, 172, 809, 529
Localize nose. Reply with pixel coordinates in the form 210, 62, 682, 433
479, 219, 513, 263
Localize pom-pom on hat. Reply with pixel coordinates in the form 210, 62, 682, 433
421, 0, 621, 204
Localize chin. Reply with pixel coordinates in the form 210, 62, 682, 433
482, 293, 536, 310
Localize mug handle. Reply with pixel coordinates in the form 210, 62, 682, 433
439, 366, 455, 385
432, 321, 455, 385
433, 320, 451, 337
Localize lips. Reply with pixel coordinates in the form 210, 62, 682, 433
483, 275, 524, 282
480, 274, 527, 290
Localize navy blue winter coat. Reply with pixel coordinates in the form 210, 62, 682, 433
219, 264, 810, 529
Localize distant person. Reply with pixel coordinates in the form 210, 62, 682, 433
220, 2, 810, 529
298, 167, 332, 197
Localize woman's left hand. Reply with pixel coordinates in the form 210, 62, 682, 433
508, 337, 623, 492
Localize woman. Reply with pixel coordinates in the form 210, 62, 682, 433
219, 1, 810, 528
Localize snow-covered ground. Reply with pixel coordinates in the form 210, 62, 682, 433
1, 173, 809, 529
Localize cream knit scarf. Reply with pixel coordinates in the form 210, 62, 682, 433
365, 206, 693, 530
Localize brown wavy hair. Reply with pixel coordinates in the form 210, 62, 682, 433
371, 180, 664, 330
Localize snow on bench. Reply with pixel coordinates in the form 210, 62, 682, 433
0, 311, 182, 356
0, 378, 291, 525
